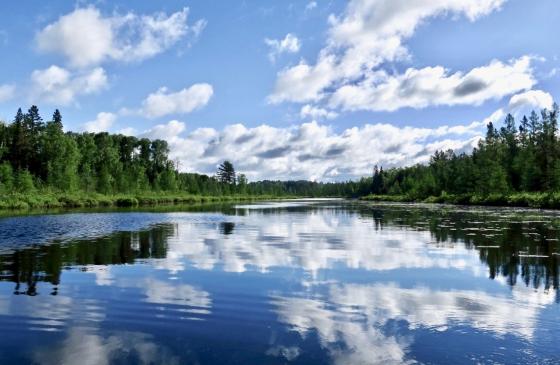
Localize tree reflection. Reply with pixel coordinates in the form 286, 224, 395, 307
0, 224, 176, 295
358, 205, 560, 292
1, 204, 559, 296
219, 222, 235, 235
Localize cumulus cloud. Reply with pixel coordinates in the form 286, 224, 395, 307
0, 84, 15, 102
329, 56, 535, 111
264, 33, 301, 62
481, 89, 554, 127
138, 118, 481, 181
268, 0, 517, 111
30, 65, 108, 105
142, 84, 213, 118
82, 112, 117, 133
300, 104, 338, 120
36, 7, 205, 68
129, 89, 551, 181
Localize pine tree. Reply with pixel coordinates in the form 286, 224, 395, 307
217, 161, 236, 184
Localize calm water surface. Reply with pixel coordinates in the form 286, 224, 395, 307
0, 200, 559, 364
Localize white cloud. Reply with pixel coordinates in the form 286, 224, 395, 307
265, 33, 301, 62
507, 89, 553, 111
329, 56, 535, 111
300, 104, 338, 120
269, 0, 512, 110
135, 118, 481, 181
480, 89, 554, 127
0, 84, 15, 102
305, 1, 318, 11
141, 119, 186, 140
30, 65, 108, 105
142, 84, 213, 118
125, 89, 551, 181
36, 7, 205, 68
82, 112, 117, 133
117, 127, 137, 136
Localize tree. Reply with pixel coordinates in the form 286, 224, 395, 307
371, 165, 384, 194
52, 109, 62, 129
9, 108, 27, 170
236, 174, 248, 194
217, 161, 236, 184
15, 169, 35, 193
0, 162, 14, 192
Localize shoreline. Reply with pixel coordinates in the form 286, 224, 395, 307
360, 192, 560, 209
0, 192, 296, 211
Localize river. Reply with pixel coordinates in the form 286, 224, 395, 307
0, 199, 558, 364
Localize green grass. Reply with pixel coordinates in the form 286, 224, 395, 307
0, 191, 295, 211
360, 192, 560, 209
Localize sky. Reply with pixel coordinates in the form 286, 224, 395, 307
0, 0, 558, 181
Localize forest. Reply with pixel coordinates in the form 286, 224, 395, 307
0, 105, 358, 208
1, 105, 560, 209
361, 105, 560, 208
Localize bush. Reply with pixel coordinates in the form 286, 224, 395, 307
115, 197, 139, 207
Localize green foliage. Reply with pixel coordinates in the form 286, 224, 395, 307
3, 104, 560, 210
15, 169, 35, 193
359, 105, 560, 205
217, 160, 236, 184
0, 162, 14, 192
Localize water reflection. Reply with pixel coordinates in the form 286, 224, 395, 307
33, 327, 180, 365
219, 222, 235, 235
0, 201, 558, 364
0, 224, 174, 295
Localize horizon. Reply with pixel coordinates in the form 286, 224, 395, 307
0, 0, 557, 181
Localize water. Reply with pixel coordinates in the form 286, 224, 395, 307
0, 200, 559, 364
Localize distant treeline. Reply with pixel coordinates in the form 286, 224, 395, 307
0, 106, 361, 198
361, 105, 560, 205
2, 105, 560, 205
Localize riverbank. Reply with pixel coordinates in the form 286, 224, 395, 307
360, 192, 560, 209
0, 192, 292, 210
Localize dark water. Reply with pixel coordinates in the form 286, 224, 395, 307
0, 200, 559, 364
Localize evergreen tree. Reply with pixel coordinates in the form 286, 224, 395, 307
217, 161, 236, 184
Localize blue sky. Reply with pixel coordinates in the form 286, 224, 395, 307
0, 0, 558, 180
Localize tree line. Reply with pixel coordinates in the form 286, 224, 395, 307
0, 106, 180, 194
2, 105, 559, 201
362, 105, 560, 201
0, 106, 361, 198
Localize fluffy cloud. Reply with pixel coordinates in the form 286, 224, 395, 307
30, 65, 108, 105
300, 104, 338, 120
134, 89, 551, 181
329, 56, 535, 111
140, 118, 481, 181
269, 0, 516, 111
265, 33, 301, 62
0, 84, 15, 102
36, 7, 205, 68
481, 89, 554, 126
142, 84, 213, 118
82, 112, 117, 133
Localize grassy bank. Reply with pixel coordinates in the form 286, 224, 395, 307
0, 192, 291, 210
360, 192, 560, 209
